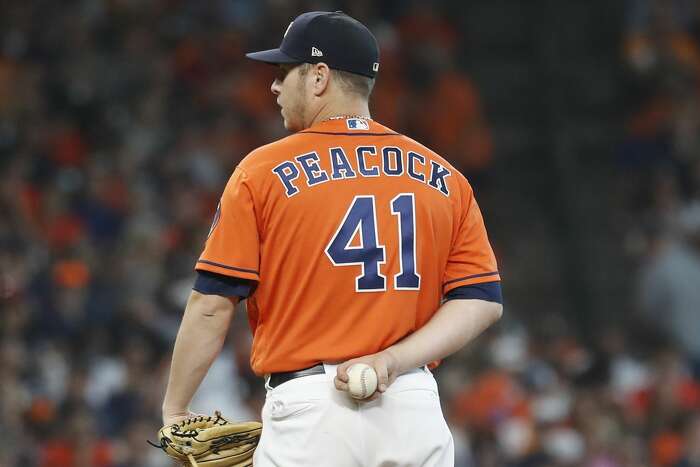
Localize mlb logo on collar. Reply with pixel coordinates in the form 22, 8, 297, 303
347, 118, 369, 130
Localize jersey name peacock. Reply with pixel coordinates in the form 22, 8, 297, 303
271, 146, 452, 198
196, 118, 500, 375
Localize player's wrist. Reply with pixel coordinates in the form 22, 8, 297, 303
385, 343, 429, 376
162, 403, 190, 419
382, 347, 405, 375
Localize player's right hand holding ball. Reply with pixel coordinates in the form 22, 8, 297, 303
334, 349, 401, 400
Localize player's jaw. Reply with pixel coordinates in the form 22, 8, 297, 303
277, 92, 308, 133
271, 64, 310, 132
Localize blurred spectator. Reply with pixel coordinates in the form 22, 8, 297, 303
623, 0, 700, 76
676, 414, 700, 467
638, 203, 700, 364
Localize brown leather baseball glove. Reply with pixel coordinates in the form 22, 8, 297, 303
150, 411, 262, 467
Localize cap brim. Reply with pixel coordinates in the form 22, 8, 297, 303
245, 48, 300, 65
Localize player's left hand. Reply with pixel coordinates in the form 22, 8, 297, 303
151, 411, 262, 466
334, 349, 401, 399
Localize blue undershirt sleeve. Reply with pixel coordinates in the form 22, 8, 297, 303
193, 270, 256, 298
444, 281, 502, 304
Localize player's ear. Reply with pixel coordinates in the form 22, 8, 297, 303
311, 63, 330, 96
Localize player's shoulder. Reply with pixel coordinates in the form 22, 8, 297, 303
395, 133, 458, 174
237, 134, 294, 169
392, 131, 472, 192
237, 132, 309, 174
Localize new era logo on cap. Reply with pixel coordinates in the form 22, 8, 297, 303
347, 118, 369, 130
311, 47, 323, 57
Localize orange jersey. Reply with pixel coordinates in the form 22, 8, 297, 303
196, 118, 500, 375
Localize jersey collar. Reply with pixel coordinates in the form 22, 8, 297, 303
301, 117, 396, 135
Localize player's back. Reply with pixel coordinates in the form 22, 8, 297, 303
199, 118, 499, 374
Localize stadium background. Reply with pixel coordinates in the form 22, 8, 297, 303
2, 0, 700, 465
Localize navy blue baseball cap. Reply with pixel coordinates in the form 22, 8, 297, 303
246, 11, 380, 79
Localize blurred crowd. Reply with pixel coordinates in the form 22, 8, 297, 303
620, 0, 700, 362
1, 0, 700, 466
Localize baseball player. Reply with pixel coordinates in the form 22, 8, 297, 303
162, 11, 503, 466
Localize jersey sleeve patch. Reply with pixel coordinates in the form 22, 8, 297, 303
443, 281, 502, 304
193, 270, 256, 298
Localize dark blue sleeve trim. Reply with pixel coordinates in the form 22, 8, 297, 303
444, 271, 500, 287
196, 259, 259, 275
444, 281, 502, 304
193, 270, 256, 298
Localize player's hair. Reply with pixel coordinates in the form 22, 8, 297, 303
298, 63, 375, 99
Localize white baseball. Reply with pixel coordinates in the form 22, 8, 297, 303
346, 363, 378, 400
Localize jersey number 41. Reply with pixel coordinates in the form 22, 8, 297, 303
325, 193, 421, 292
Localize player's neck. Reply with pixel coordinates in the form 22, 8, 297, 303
307, 99, 371, 128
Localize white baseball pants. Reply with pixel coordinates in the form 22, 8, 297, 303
254, 363, 454, 466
